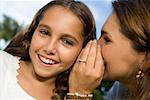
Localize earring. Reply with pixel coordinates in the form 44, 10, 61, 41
136, 69, 144, 78
136, 58, 146, 79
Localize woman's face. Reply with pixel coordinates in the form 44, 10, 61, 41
29, 6, 84, 78
98, 13, 145, 82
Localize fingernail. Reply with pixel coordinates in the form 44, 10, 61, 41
88, 40, 92, 44
98, 44, 101, 48
86, 40, 92, 46
93, 39, 97, 44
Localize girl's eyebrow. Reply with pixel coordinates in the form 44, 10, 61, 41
38, 24, 51, 30
62, 34, 79, 43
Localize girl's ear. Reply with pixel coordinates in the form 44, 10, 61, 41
143, 53, 150, 70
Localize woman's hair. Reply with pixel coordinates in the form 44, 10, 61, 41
5, 0, 96, 99
112, 0, 150, 99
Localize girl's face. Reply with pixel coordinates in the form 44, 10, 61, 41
98, 13, 145, 82
29, 6, 84, 78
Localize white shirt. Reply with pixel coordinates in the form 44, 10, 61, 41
0, 50, 35, 100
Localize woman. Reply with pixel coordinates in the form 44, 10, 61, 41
1, 0, 96, 99
104, 0, 150, 99
70, 0, 150, 99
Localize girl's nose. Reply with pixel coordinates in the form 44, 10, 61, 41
45, 49, 56, 55
44, 40, 57, 55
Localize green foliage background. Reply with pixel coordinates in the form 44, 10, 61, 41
0, 15, 22, 50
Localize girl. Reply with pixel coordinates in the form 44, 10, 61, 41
1, 0, 96, 99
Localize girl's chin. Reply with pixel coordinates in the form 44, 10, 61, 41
34, 70, 52, 79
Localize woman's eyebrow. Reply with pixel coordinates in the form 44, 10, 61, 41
101, 30, 112, 38
101, 30, 108, 35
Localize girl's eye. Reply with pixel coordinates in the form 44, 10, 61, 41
62, 38, 74, 46
39, 29, 49, 35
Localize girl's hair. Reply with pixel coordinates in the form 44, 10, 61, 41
5, 0, 96, 99
112, 0, 150, 99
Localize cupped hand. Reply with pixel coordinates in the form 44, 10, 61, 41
69, 40, 105, 94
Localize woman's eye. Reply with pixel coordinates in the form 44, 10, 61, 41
101, 31, 112, 44
103, 35, 111, 43
39, 29, 49, 35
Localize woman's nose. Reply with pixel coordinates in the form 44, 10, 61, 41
97, 37, 103, 47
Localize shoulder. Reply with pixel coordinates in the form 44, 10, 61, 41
107, 81, 121, 99
0, 50, 20, 87
0, 50, 19, 62
107, 81, 129, 100
0, 50, 14, 59
0, 50, 20, 71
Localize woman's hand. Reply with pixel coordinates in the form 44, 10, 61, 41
69, 40, 105, 94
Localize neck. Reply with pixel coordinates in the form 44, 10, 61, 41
19, 60, 56, 98
28, 61, 56, 85
120, 76, 139, 97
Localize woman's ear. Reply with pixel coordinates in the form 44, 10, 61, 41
143, 53, 150, 70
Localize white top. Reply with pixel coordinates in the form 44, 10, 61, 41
0, 50, 35, 100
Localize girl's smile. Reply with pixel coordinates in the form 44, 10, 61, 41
38, 54, 59, 67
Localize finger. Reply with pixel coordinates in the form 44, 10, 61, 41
86, 40, 97, 69
78, 40, 92, 61
74, 40, 92, 71
95, 45, 105, 76
71, 60, 80, 72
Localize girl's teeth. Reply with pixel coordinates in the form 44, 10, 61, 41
46, 59, 49, 63
40, 56, 56, 64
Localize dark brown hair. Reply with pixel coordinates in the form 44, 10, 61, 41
5, 0, 96, 99
112, 0, 150, 99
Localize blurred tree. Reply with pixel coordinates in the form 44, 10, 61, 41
0, 15, 22, 41
92, 80, 114, 100
93, 89, 104, 100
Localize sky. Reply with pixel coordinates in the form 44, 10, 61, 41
0, 0, 113, 49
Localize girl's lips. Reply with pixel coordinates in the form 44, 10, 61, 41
38, 54, 59, 66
